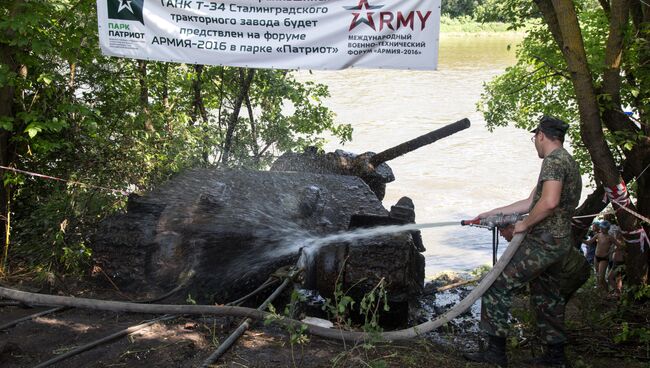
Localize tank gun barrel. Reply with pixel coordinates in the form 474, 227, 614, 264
368, 118, 470, 167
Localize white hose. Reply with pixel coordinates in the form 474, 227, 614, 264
0, 233, 524, 342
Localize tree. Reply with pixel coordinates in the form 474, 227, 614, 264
0, 0, 351, 275
479, 0, 650, 284
441, 0, 482, 18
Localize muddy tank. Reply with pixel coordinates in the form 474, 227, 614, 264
271, 148, 395, 200
92, 119, 470, 323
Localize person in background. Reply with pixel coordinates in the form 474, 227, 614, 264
584, 221, 619, 290
582, 222, 598, 266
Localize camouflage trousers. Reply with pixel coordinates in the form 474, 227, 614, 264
480, 232, 571, 344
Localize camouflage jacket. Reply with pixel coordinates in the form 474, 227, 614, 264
530, 147, 582, 238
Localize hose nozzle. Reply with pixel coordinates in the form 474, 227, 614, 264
461, 213, 524, 230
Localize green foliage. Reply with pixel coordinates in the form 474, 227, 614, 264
441, 0, 538, 25
185, 293, 197, 305
359, 278, 389, 334
321, 261, 390, 338
440, 15, 513, 33
614, 321, 650, 346
322, 274, 356, 328
284, 290, 311, 346
470, 264, 491, 278
478, 0, 541, 26
368, 360, 388, 368
476, 0, 645, 184
0, 0, 351, 276
614, 285, 650, 358
441, 0, 481, 18
264, 301, 310, 347
10, 186, 117, 274
474, 0, 512, 23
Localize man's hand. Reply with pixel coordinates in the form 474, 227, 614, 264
476, 212, 490, 219
472, 210, 496, 221
499, 225, 514, 242
513, 220, 529, 234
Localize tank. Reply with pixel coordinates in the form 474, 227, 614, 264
92, 119, 470, 323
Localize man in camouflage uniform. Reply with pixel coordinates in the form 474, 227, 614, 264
498, 225, 591, 303
464, 116, 582, 368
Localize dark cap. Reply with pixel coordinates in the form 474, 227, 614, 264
530, 116, 569, 139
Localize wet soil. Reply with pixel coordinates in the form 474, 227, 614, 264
0, 276, 648, 368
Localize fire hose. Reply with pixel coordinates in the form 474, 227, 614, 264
0, 232, 525, 342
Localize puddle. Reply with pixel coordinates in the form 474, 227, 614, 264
414, 274, 483, 351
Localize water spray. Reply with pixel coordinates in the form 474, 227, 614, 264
300, 221, 459, 248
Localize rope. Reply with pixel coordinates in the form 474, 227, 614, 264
0, 165, 128, 196
634, 162, 650, 184
572, 209, 615, 219
611, 198, 650, 225
570, 161, 650, 224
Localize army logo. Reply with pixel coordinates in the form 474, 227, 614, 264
108, 0, 145, 25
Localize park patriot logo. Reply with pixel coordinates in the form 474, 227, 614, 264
108, 0, 145, 25
344, 0, 432, 32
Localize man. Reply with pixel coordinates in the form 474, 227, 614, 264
584, 220, 619, 290
499, 224, 590, 303
583, 222, 599, 266
464, 116, 582, 368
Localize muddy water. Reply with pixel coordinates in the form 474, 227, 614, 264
294, 34, 550, 278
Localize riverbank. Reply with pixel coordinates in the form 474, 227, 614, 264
0, 274, 648, 367
440, 16, 526, 36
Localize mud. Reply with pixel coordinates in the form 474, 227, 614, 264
1, 276, 648, 368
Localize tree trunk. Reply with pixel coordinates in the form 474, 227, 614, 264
137, 60, 154, 132
0, 44, 19, 271
637, 154, 650, 281
245, 92, 260, 166
190, 65, 211, 164
221, 69, 255, 165
534, 0, 566, 50
544, 0, 647, 284
159, 63, 171, 133
571, 187, 606, 247
602, 0, 634, 135
161, 63, 169, 111
634, 3, 650, 281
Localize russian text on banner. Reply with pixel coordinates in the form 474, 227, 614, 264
97, 0, 441, 70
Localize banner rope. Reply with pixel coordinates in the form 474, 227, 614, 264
0, 165, 128, 196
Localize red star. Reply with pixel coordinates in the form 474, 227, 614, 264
345, 0, 384, 31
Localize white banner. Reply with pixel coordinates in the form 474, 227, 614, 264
96, 0, 440, 70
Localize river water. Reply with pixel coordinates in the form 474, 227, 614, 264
294, 34, 554, 278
